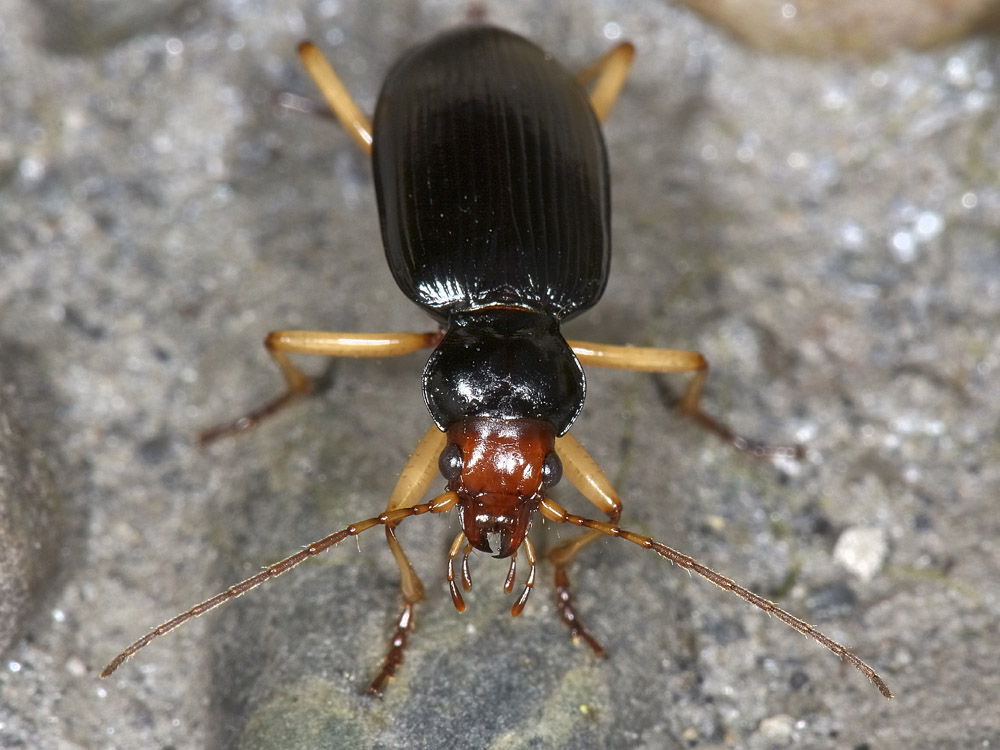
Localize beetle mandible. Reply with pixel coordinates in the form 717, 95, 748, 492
103, 24, 891, 700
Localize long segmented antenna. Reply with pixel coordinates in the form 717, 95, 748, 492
538, 497, 893, 699
101, 491, 459, 678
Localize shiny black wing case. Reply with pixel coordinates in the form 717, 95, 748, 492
371, 26, 611, 324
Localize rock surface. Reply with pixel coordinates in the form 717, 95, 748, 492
0, 343, 63, 657
1, 0, 998, 747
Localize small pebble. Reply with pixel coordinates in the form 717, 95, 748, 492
834, 527, 889, 582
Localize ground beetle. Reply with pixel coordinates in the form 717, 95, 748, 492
103, 24, 891, 700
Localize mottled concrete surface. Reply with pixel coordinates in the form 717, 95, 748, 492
2, 1, 998, 748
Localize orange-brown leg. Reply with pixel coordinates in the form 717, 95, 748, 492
569, 340, 801, 459
547, 433, 622, 655
200, 330, 441, 444
297, 41, 373, 154
198, 44, 409, 444
538, 496, 893, 700
367, 424, 447, 696
576, 41, 636, 123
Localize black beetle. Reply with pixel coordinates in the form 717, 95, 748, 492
103, 25, 890, 700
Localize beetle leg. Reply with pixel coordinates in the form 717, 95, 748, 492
545, 432, 622, 655
569, 340, 801, 459
383, 424, 448, 515
200, 330, 443, 444
368, 424, 447, 697
538, 496, 894, 700
297, 41, 373, 154
576, 41, 635, 123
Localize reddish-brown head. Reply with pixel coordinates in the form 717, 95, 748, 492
439, 417, 562, 558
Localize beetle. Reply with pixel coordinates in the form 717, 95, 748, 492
102, 24, 891, 699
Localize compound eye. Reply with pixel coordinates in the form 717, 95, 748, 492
541, 450, 562, 489
438, 443, 464, 483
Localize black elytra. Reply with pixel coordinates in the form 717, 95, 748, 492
371, 26, 610, 435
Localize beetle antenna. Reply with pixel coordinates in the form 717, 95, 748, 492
538, 497, 893, 699
102, 491, 459, 678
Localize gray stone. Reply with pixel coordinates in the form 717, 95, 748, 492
1, 0, 998, 747
0, 342, 63, 657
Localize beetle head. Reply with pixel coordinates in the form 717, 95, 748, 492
440, 417, 561, 558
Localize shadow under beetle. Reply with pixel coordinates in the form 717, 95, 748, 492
103, 24, 892, 700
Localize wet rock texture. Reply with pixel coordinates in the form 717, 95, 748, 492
1, 0, 998, 747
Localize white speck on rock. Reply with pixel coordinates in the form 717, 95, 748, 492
834, 527, 888, 582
